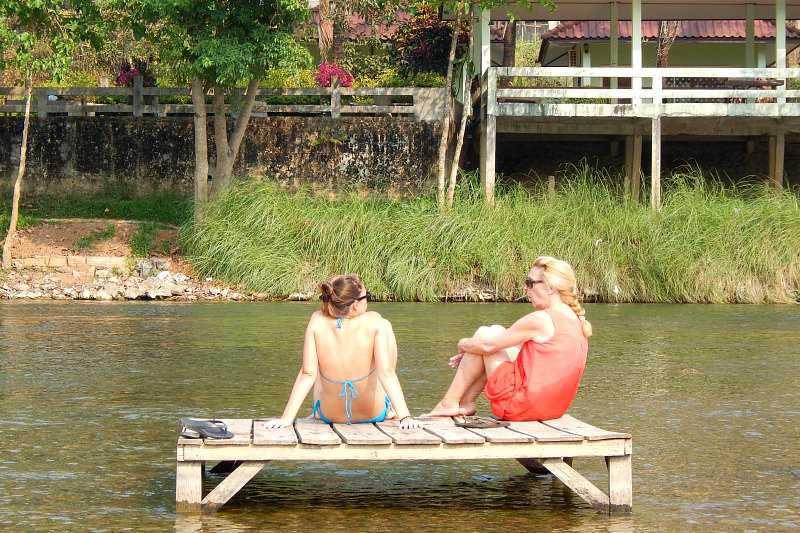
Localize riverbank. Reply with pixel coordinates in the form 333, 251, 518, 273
183, 169, 800, 304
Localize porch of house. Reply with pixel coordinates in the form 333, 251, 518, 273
464, 0, 800, 207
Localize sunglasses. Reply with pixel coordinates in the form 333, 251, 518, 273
353, 291, 373, 302
524, 276, 545, 289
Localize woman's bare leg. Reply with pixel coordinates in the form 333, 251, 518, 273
425, 325, 511, 417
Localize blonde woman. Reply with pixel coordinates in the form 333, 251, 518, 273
266, 274, 420, 430
427, 257, 592, 421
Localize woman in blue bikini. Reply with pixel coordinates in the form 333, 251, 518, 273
266, 274, 421, 430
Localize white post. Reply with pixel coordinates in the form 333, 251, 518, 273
581, 45, 592, 86
480, 68, 497, 205
776, 0, 786, 104
651, 76, 662, 210
610, 1, 619, 99
632, 0, 642, 105
746, 4, 755, 67
473, 7, 491, 78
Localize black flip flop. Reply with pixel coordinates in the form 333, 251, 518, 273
179, 418, 234, 439
453, 415, 510, 429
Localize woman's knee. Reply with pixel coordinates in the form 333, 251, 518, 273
473, 324, 506, 339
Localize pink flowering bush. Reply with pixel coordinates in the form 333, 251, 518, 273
315, 62, 354, 87
115, 67, 140, 87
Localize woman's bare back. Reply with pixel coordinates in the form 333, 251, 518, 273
311, 310, 391, 422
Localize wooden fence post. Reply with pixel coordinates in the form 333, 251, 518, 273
330, 76, 341, 119
36, 89, 48, 118
133, 75, 143, 117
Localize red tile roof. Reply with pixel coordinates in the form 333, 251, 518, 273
543, 20, 800, 41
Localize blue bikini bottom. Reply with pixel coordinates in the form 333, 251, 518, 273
312, 394, 391, 424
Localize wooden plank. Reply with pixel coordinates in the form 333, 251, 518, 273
175, 461, 202, 508
542, 415, 630, 441
252, 419, 298, 446
204, 419, 252, 446
201, 461, 267, 510
332, 423, 393, 445
420, 417, 485, 444
465, 426, 534, 443
182, 438, 628, 462
606, 455, 633, 512
375, 419, 442, 445
496, 66, 800, 79
542, 458, 609, 511
507, 421, 584, 442
294, 418, 342, 446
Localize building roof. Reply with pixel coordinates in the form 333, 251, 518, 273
543, 20, 800, 41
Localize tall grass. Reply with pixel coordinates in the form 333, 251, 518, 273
181, 167, 800, 303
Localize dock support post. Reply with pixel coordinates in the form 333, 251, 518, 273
176, 461, 203, 510
769, 131, 785, 188
606, 454, 633, 513
650, 117, 662, 210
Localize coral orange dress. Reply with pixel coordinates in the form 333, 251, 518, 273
484, 309, 588, 421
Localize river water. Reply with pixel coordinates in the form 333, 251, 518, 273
1, 302, 798, 532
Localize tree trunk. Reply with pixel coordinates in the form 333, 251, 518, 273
656, 21, 679, 68
191, 78, 209, 210
317, 0, 334, 62
500, 20, 516, 88
2, 79, 32, 270
447, 5, 475, 208
212, 79, 261, 192
211, 86, 231, 192
436, 2, 463, 207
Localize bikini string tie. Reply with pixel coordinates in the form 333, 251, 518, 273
338, 380, 358, 424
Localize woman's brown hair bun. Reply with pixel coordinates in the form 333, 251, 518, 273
319, 275, 364, 318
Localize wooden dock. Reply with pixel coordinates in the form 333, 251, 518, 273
176, 414, 632, 513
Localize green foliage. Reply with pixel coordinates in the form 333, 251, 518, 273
130, 0, 312, 87
515, 38, 542, 67
0, 0, 99, 84
129, 222, 156, 256
392, 4, 469, 75
73, 223, 116, 252
182, 169, 800, 304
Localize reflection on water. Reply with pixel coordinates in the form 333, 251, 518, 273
1, 301, 798, 531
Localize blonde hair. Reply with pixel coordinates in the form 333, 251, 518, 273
533, 256, 593, 337
319, 274, 364, 318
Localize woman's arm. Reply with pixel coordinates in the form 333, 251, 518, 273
457, 313, 545, 356
374, 320, 421, 430
265, 319, 319, 428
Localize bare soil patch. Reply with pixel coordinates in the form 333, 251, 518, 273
7, 219, 178, 258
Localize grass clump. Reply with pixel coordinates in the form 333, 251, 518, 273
73, 223, 116, 252
129, 222, 157, 257
182, 167, 800, 304
3, 190, 192, 226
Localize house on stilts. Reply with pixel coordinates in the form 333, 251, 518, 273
457, 0, 800, 207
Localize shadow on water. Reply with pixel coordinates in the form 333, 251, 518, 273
1, 301, 799, 531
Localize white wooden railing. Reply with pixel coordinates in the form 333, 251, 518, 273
487, 67, 800, 118
0, 83, 445, 122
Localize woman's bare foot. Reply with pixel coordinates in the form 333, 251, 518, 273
423, 400, 476, 418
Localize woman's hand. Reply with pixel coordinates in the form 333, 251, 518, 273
448, 352, 464, 368
263, 417, 293, 429
399, 416, 422, 430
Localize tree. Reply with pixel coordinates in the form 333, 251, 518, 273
412, 0, 553, 207
656, 21, 679, 68
0, 1, 98, 269
130, 0, 312, 203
